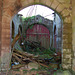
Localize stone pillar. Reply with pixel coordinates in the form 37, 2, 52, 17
62, 23, 72, 69
0, 0, 2, 70
72, 0, 75, 71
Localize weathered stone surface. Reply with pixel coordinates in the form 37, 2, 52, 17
72, 64, 75, 72
2, 16, 11, 24
63, 3, 71, 9
63, 58, 71, 64
51, 0, 59, 9
63, 28, 72, 34
61, 9, 70, 17
28, 62, 39, 70
62, 64, 71, 69
63, 49, 71, 54
63, 54, 72, 59
57, 0, 70, 4
63, 23, 72, 29
1, 51, 11, 70
35, 0, 39, 3
72, 59, 75, 71
63, 34, 72, 39
0, 0, 73, 70
0, 57, 1, 70
63, 44, 72, 49
63, 38, 72, 44
40, 0, 53, 6
56, 4, 65, 12
64, 16, 72, 23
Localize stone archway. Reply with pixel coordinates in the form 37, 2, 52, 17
1, 0, 72, 70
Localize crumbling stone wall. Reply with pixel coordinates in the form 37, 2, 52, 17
0, 0, 73, 71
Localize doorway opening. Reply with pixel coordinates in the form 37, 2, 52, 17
11, 4, 63, 74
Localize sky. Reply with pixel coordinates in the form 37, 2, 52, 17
18, 5, 54, 20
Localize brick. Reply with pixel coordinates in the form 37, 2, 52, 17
21, 0, 29, 7
57, 0, 70, 4
63, 3, 71, 9
62, 64, 71, 69
61, 9, 70, 17
63, 44, 72, 49
63, 39, 72, 44
51, 0, 59, 9
63, 49, 71, 54
62, 58, 71, 64
64, 16, 72, 23
63, 54, 72, 59
2, 15, 11, 24
35, 0, 39, 3
40, 0, 53, 6
63, 23, 72, 29
2, 23, 10, 29
56, 4, 65, 12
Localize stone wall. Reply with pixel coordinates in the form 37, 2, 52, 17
0, 0, 73, 71
72, 0, 75, 71
0, 0, 2, 70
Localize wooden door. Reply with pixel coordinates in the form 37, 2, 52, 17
26, 24, 50, 49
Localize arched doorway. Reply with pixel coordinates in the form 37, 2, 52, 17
1, 0, 72, 72
10, 5, 62, 74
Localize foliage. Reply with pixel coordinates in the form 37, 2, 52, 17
22, 16, 35, 22
29, 24, 34, 29
36, 73, 39, 75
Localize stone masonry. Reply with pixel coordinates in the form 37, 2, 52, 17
0, 0, 74, 72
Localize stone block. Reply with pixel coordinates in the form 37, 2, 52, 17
72, 64, 75, 72
63, 49, 71, 54
51, 0, 59, 9
35, 0, 39, 3
63, 28, 72, 34
63, 4, 71, 9
62, 64, 71, 69
63, 34, 68, 39
61, 9, 70, 17
72, 59, 75, 71
63, 38, 72, 44
64, 16, 72, 23
63, 54, 72, 59
63, 44, 68, 49
63, 23, 72, 29
62, 58, 71, 64
72, 59, 75, 64
57, 0, 70, 4
56, 4, 65, 12
68, 44, 72, 49
27, 0, 34, 4
2, 15, 11, 24
40, 0, 53, 6
3, 0, 15, 8
1, 51, 11, 70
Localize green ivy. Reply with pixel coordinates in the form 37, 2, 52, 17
30, 24, 34, 29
